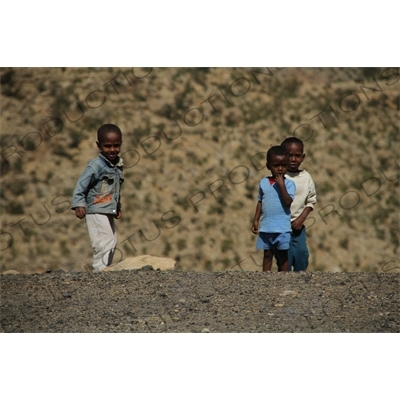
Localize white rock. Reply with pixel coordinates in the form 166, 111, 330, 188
103, 255, 177, 272
279, 290, 297, 296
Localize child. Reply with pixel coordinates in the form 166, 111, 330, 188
280, 137, 317, 271
251, 146, 296, 272
71, 124, 124, 272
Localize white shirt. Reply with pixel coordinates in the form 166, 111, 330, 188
285, 170, 317, 222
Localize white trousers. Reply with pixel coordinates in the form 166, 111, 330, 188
86, 214, 117, 272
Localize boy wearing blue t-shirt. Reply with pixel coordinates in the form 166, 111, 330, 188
252, 146, 296, 272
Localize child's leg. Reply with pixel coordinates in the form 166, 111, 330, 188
276, 235, 294, 271
275, 250, 289, 272
291, 227, 309, 271
86, 214, 117, 272
274, 232, 291, 271
262, 250, 273, 272
287, 234, 294, 271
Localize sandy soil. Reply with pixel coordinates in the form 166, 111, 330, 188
1, 270, 398, 333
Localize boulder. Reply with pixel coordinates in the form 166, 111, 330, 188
103, 255, 176, 272
1, 270, 20, 275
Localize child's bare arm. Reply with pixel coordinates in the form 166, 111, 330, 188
292, 178, 316, 230
252, 201, 262, 234
292, 206, 313, 230
275, 174, 293, 206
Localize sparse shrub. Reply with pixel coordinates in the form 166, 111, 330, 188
221, 238, 234, 252
318, 182, 334, 195
0, 234, 12, 254
174, 81, 194, 110
225, 112, 238, 127
283, 77, 301, 97
60, 240, 70, 256
69, 129, 83, 148
63, 187, 74, 197
208, 204, 224, 215
204, 219, 217, 229
1, 68, 22, 98
241, 103, 270, 124
233, 145, 246, 160
8, 182, 26, 196
133, 180, 142, 190
133, 89, 147, 102
194, 236, 205, 247
163, 241, 172, 256
37, 81, 46, 92
372, 208, 390, 224
52, 94, 71, 115
211, 119, 222, 127
52, 144, 70, 158
176, 239, 187, 250
185, 150, 202, 165
389, 225, 399, 248
84, 116, 104, 132
169, 154, 183, 164
360, 67, 378, 80
144, 193, 153, 205
157, 103, 178, 120
7, 202, 24, 215
375, 228, 385, 240
339, 238, 349, 250
185, 68, 210, 87
204, 260, 212, 271
174, 195, 190, 211
221, 258, 231, 268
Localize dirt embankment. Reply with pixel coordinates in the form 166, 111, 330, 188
1, 271, 398, 333
1, 67, 399, 275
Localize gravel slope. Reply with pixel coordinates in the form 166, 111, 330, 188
1, 270, 398, 333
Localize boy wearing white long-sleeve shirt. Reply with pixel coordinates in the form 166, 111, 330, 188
281, 137, 317, 271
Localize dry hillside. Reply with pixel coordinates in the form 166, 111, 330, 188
0, 67, 399, 274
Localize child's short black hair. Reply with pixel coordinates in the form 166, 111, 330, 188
97, 124, 122, 142
281, 136, 304, 151
267, 145, 290, 163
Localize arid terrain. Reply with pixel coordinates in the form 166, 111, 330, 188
1, 270, 398, 333
1, 67, 399, 274
1, 68, 399, 334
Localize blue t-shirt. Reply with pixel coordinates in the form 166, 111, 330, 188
257, 177, 296, 233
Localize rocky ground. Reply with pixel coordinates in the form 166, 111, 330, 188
1, 270, 398, 333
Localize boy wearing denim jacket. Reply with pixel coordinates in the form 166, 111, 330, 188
71, 124, 124, 272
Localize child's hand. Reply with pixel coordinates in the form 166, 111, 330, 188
115, 210, 122, 219
292, 216, 305, 231
252, 221, 259, 234
75, 207, 86, 219
275, 173, 285, 186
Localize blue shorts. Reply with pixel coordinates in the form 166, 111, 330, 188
256, 232, 291, 251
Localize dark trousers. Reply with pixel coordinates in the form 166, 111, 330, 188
276, 226, 309, 271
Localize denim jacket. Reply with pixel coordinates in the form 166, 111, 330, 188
71, 153, 124, 215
